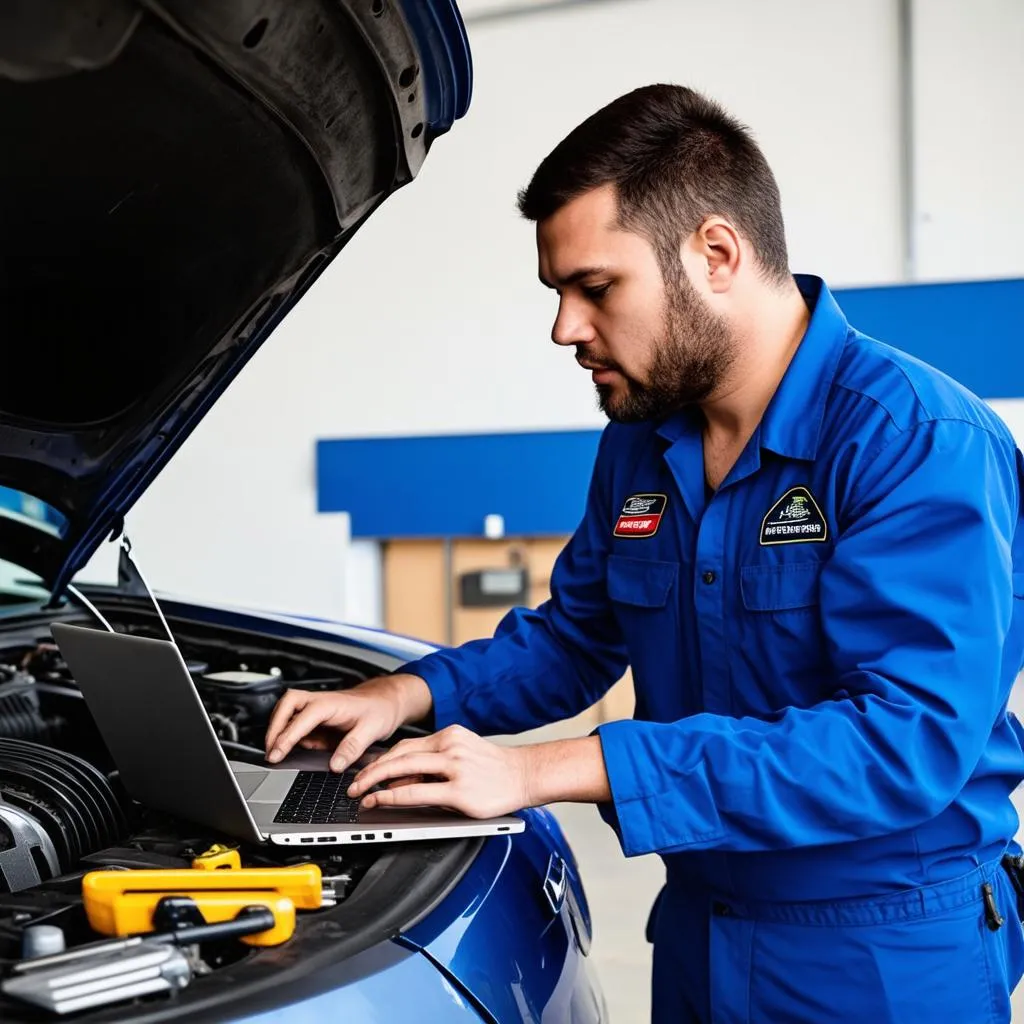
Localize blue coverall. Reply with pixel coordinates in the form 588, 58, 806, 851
401, 276, 1024, 1022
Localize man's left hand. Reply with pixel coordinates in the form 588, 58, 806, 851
347, 724, 533, 819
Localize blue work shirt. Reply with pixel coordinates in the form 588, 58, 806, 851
401, 276, 1024, 903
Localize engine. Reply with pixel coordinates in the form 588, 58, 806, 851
0, 621, 377, 972
0, 656, 71, 746
0, 738, 127, 893
1, 631, 361, 753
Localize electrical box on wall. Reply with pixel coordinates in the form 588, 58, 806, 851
459, 567, 529, 607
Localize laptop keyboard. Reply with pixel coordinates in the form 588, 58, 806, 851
273, 770, 361, 825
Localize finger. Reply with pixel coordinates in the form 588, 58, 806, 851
349, 753, 450, 796
330, 722, 380, 773
387, 775, 426, 789
387, 735, 432, 757
383, 734, 440, 757
362, 781, 455, 811
349, 738, 439, 788
265, 691, 310, 752
268, 703, 334, 763
355, 735, 439, 774
266, 690, 311, 751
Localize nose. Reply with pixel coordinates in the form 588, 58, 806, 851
551, 296, 595, 348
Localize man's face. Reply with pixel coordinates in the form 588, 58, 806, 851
537, 184, 733, 423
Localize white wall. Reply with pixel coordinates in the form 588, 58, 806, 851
77, 0, 1023, 626
911, 0, 1024, 282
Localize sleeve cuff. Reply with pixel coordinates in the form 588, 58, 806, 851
397, 654, 463, 731
595, 718, 724, 857
591, 720, 627, 841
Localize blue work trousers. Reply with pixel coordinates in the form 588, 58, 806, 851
650, 861, 1024, 1022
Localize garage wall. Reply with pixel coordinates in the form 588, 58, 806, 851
908, 0, 1024, 454
77, 0, 1024, 627
910, 0, 1024, 283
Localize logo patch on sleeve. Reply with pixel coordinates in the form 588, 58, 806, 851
760, 486, 828, 545
614, 493, 667, 538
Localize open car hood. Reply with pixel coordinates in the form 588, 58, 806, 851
0, 0, 470, 595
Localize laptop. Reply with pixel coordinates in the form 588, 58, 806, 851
50, 622, 525, 847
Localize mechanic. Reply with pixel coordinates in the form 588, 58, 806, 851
265, 84, 1024, 1022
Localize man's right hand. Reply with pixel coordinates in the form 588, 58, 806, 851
264, 673, 433, 772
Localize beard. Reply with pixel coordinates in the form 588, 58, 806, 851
594, 275, 735, 424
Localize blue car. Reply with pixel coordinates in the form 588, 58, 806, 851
0, 3, 605, 1020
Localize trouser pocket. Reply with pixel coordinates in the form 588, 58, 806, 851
745, 897, 992, 1022
705, 863, 1024, 1024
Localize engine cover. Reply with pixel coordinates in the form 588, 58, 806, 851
0, 799, 60, 892
0, 739, 127, 889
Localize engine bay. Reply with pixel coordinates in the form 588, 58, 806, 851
0, 604, 468, 1020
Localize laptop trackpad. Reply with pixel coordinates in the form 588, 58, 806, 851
247, 770, 296, 805
231, 766, 270, 800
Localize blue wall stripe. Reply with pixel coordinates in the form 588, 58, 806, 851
317, 430, 601, 538
835, 277, 1023, 401
318, 277, 1024, 538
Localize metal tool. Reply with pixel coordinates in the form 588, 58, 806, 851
3, 941, 191, 1015
194, 843, 340, 902
82, 862, 324, 946
3, 903, 278, 1014
85, 884, 296, 947
319, 871, 352, 908
84, 862, 323, 909
12, 905, 278, 972
191, 845, 342, 902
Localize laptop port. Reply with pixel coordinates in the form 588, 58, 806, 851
351, 834, 362, 841
301, 837, 314, 843
318, 837, 332, 842
383, 832, 392, 839
364, 833, 375, 840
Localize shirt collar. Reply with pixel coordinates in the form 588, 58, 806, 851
759, 275, 849, 461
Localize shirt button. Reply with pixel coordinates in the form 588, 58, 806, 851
702, 571, 717, 585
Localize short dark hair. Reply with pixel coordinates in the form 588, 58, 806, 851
517, 84, 790, 284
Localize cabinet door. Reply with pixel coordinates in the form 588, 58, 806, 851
383, 539, 448, 646
382, 536, 636, 731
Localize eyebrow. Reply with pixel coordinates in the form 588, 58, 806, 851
539, 266, 610, 290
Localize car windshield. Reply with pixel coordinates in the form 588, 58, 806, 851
0, 556, 51, 606
0, 485, 67, 537
0, 486, 67, 606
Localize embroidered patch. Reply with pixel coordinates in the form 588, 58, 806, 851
614, 493, 667, 538
760, 487, 828, 545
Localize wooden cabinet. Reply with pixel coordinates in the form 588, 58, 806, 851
382, 539, 448, 646
383, 537, 635, 735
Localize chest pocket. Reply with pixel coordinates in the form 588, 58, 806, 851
735, 560, 826, 714
739, 560, 821, 611
607, 555, 685, 720
608, 554, 677, 608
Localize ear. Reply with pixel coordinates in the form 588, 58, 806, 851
689, 217, 741, 294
